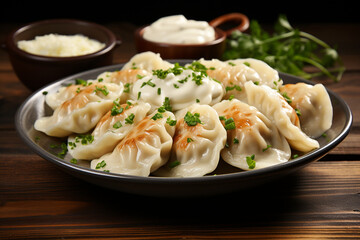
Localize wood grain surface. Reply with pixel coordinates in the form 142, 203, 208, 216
0, 22, 359, 239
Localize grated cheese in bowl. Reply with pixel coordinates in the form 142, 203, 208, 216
17, 33, 105, 57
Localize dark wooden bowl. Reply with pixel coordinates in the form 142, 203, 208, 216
134, 13, 249, 59
3, 19, 121, 91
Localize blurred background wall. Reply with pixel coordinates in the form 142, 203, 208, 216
1, 0, 359, 25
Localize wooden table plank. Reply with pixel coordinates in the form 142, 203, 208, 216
0, 158, 359, 238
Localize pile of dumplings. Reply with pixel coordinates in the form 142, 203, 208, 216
34, 51, 333, 177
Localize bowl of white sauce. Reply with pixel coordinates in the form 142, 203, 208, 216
3, 19, 121, 91
135, 13, 249, 59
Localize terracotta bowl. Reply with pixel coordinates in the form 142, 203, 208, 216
2, 19, 121, 91
134, 13, 249, 59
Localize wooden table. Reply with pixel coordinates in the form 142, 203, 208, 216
0, 22, 359, 239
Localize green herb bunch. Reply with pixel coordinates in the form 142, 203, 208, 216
222, 15, 345, 82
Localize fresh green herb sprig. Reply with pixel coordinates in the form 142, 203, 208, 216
222, 15, 345, 82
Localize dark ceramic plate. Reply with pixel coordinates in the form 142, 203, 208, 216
15, 61, 353, 197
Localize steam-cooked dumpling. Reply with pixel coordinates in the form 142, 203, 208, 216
197, 58, 260, 101
225, 58, 281, 87
121, 51, 174, 72
35, 83, 123, 137
132, 64, 224, 112
213, 99, 291, 170
245, 81, 319, 152
154, 104, 226, 177
279, 83, 333, 138
68, 101, 151, 160
90, 111, 176, 176
196, 58, 280, 101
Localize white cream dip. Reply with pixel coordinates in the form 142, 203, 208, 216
132, 64, 224, 111
17, 33, 105, 57
142, 15, 216, 44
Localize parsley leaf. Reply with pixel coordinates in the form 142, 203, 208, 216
162, 97, 172, 112
152, 63, 184, 79
74, 134, 94, 145
184, 112, 202, 126
166, 117, 177, 126
94, 85, 109, 96
96, 160, 107, 169
123, 83, 131, 93
168, 160, 181, 168
125, 113, 135, 124
246, 154, 256, 169
151, 112, 163, 121
113, 121, 123, 129
223, 14, 345, 82
224, 117, 236, 130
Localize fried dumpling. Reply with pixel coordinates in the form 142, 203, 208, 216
35, 83, 123, 137
245, 81, 319, 152
154, 104, 226, 177
279, 82, 333, 138
90, 111, 176, 176
213, 99, 291, 170
45, 79, 102, 110
121, 51, 174, 72
45, 84, 83, 110
96, 68, 150, 85
96, 68, 151, 103
67, 101, 151, 160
